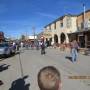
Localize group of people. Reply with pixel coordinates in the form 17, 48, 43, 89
12, 40, 47, 55
40, 39, 79, 61
37, 40, 79, 89
0, 40, 79, 89
13, 39, 79, 61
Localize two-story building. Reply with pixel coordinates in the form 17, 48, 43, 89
68, 10, 90, 48
77, 10, 90, 48
43, 9, 90, 48
44, 14, 77, 46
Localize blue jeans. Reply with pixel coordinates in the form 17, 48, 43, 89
71, 48, 78, 62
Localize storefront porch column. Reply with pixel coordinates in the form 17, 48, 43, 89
85, 34, 87, 48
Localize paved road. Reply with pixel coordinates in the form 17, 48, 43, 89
0, 48, 90, 90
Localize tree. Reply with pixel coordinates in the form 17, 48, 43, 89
21, 35, 25, 41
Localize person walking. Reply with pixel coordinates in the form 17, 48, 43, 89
37, 66, 62, 90
70, 40, 79, 62
40, 41, 45, 55
13, 42, 16, 52
20, 42, 24, 51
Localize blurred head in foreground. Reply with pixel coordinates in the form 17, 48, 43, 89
38, 66, 61, 90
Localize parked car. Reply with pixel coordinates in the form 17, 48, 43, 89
0, 43, 15, 57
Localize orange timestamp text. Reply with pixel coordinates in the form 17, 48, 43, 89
68, 76, 90, 79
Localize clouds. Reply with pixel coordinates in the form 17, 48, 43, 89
0, 0, 90, 38
36, 12, 58, 19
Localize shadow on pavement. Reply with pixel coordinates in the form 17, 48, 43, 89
0, 51, 21, 61
0, 54, 15, 61
0, 64, 10, 72
65, 56, 72, 62
9, 75, 30, 90
0, 80, 4, 86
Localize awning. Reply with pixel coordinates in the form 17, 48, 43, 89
67, 29, 90, 35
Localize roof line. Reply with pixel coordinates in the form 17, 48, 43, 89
78, 9, 90, 16
44, 14, 77, 28
44, 9, 90, 28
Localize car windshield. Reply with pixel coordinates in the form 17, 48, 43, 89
0, 43, 9, 47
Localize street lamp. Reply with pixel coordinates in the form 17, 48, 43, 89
83, 4, 86, 30
32, 26, 36, 44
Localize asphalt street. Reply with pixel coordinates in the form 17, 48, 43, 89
0, 48, 90, 90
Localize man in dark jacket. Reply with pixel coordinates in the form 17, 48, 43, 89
40, 41, 45, 55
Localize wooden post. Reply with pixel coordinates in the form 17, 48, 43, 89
85, 33, 87, 48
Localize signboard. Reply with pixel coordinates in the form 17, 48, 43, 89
43, 33, 51, 36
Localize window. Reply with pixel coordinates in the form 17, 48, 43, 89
81, 22, 84, 29
60, 23, 63, 27
49, 25, 51, 30
54, 22, 56, 29
67, 16, 71, 28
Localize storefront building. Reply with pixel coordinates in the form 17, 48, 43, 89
43, 9, 90, 48
68, 10, 90, 48
44, 15, 77, 46
77, 10, 90, 48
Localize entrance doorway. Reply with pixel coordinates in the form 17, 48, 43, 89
78, 36, 85, 48
49, 38, 52, 46
54, 34, 58, 43
60, 33, 66, 44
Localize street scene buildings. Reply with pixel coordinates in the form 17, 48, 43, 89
0, 1, 90, 90
43, 9, 90, 48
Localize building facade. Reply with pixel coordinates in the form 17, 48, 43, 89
69, 10, 90, 48
43, 9, 90, 48
77, 10, 90, 48
44, 15, 77, 45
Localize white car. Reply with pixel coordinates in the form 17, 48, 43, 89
0, 43, 15, 57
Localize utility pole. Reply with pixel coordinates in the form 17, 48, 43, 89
32, 26, 36, 44
25, 30, 28, 40
83, 4, 87, 48
83, 4, 85, 30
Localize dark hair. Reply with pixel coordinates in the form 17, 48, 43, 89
38, 66, 61, 90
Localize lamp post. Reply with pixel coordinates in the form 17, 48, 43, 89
83, 4, 87, 48
32, 26, 36, 45
83, 4, 85, 30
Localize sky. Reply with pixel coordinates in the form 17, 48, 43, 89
0, 0, 90, 38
